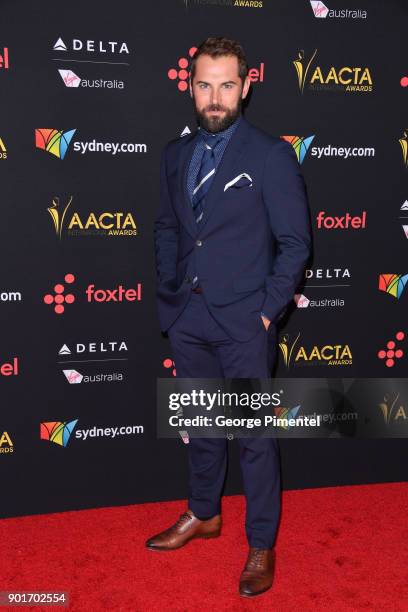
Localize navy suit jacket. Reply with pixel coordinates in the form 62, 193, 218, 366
154, 116, 312, 342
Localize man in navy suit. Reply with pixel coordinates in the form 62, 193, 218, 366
147, 37, 311, 598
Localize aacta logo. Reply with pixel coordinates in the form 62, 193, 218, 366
53, 38, 129, 54
294, 49, 373, 93
168, 46, 265, 92
0, 47, 10, 69
40, 420, 78, 447
316, 211, 367, 229
310, 1, 367, 19
1, 357, 19, 376
0, 432, 13, 454
0, 137, 7, 160
35, 129, 76, 160
379, 274, 408, 300
47, 196, 137, 238
399, 130, 408, 168
280, 135, 315, 164
279, 333, 352, 368
378, 393, 407, 424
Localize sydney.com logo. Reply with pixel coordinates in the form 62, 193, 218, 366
35, 128, 147, 159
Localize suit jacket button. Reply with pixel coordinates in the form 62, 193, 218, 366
184, 276, 191, 283
196, 240, 202, 247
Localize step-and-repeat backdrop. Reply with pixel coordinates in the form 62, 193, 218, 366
1, 0, 407, 517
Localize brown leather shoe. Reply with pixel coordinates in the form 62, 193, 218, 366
239, 547, 275, 597
145, 509, 221, 551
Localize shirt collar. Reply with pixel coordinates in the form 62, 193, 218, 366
198, 114, 242, 141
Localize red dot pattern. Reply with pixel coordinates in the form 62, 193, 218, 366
43, 274, 76, 314
163, 358, 176, 377
378, 331, 405, 367
167, 47, 197, 92
401, 76, 408, 87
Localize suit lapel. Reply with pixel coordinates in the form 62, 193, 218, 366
175, 117, 251, 238
197, 116, 251, 233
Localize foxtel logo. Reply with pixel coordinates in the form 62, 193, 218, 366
0, 47, 9, 69
62, 369, 124, 384
316, 211, 366, 229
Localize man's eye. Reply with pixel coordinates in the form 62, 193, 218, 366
199, 83, 208, 89
223, 83, 233, 89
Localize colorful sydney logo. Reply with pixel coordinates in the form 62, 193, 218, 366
35, 128, 76, 160
399, 130, 408, 168
378, 274, 408, 299
274, 405, 301, 429
40, 420, 78, 447
281, 135, 315, 164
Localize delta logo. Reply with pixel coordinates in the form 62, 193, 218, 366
47, 197, 137, 238
62, 369, 123, 384
378, 393, 407, 424
43, 273, 142, 314
35, 129, 147, 159
400, 201, 408, 239
0, 431, 13, 455
279, 333, 352, 368
40, 420, 78, 447
58, 69, 124, 90
1, 356, 19, 377
168, 46, 265, 92
378, 274, 408, 300
0, 137, 7, 159
309, 1, 367, 19
316, 210, 367, 229
58, 341, 128, 358
293, 49, 373, 93
53, 38, 130, 56
0, 47, 10, 69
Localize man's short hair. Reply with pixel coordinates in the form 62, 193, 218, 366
190, 37, 249, 83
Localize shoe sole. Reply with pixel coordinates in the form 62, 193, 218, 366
146, 531, 221, 551
239, 584, 273, 598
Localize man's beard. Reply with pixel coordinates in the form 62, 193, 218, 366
193, 96, 242, 133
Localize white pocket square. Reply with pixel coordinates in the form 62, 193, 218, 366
223, 173, 253, 192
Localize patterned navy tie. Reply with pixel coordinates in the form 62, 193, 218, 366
191, 133, 222, 223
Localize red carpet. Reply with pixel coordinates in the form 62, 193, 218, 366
0, 483, 407, 611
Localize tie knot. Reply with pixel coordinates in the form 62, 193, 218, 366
201, 132, 223, 151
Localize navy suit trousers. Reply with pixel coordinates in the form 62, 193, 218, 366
167, 291, 281, 549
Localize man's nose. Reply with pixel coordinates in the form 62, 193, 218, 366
210, 88, 219, 105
